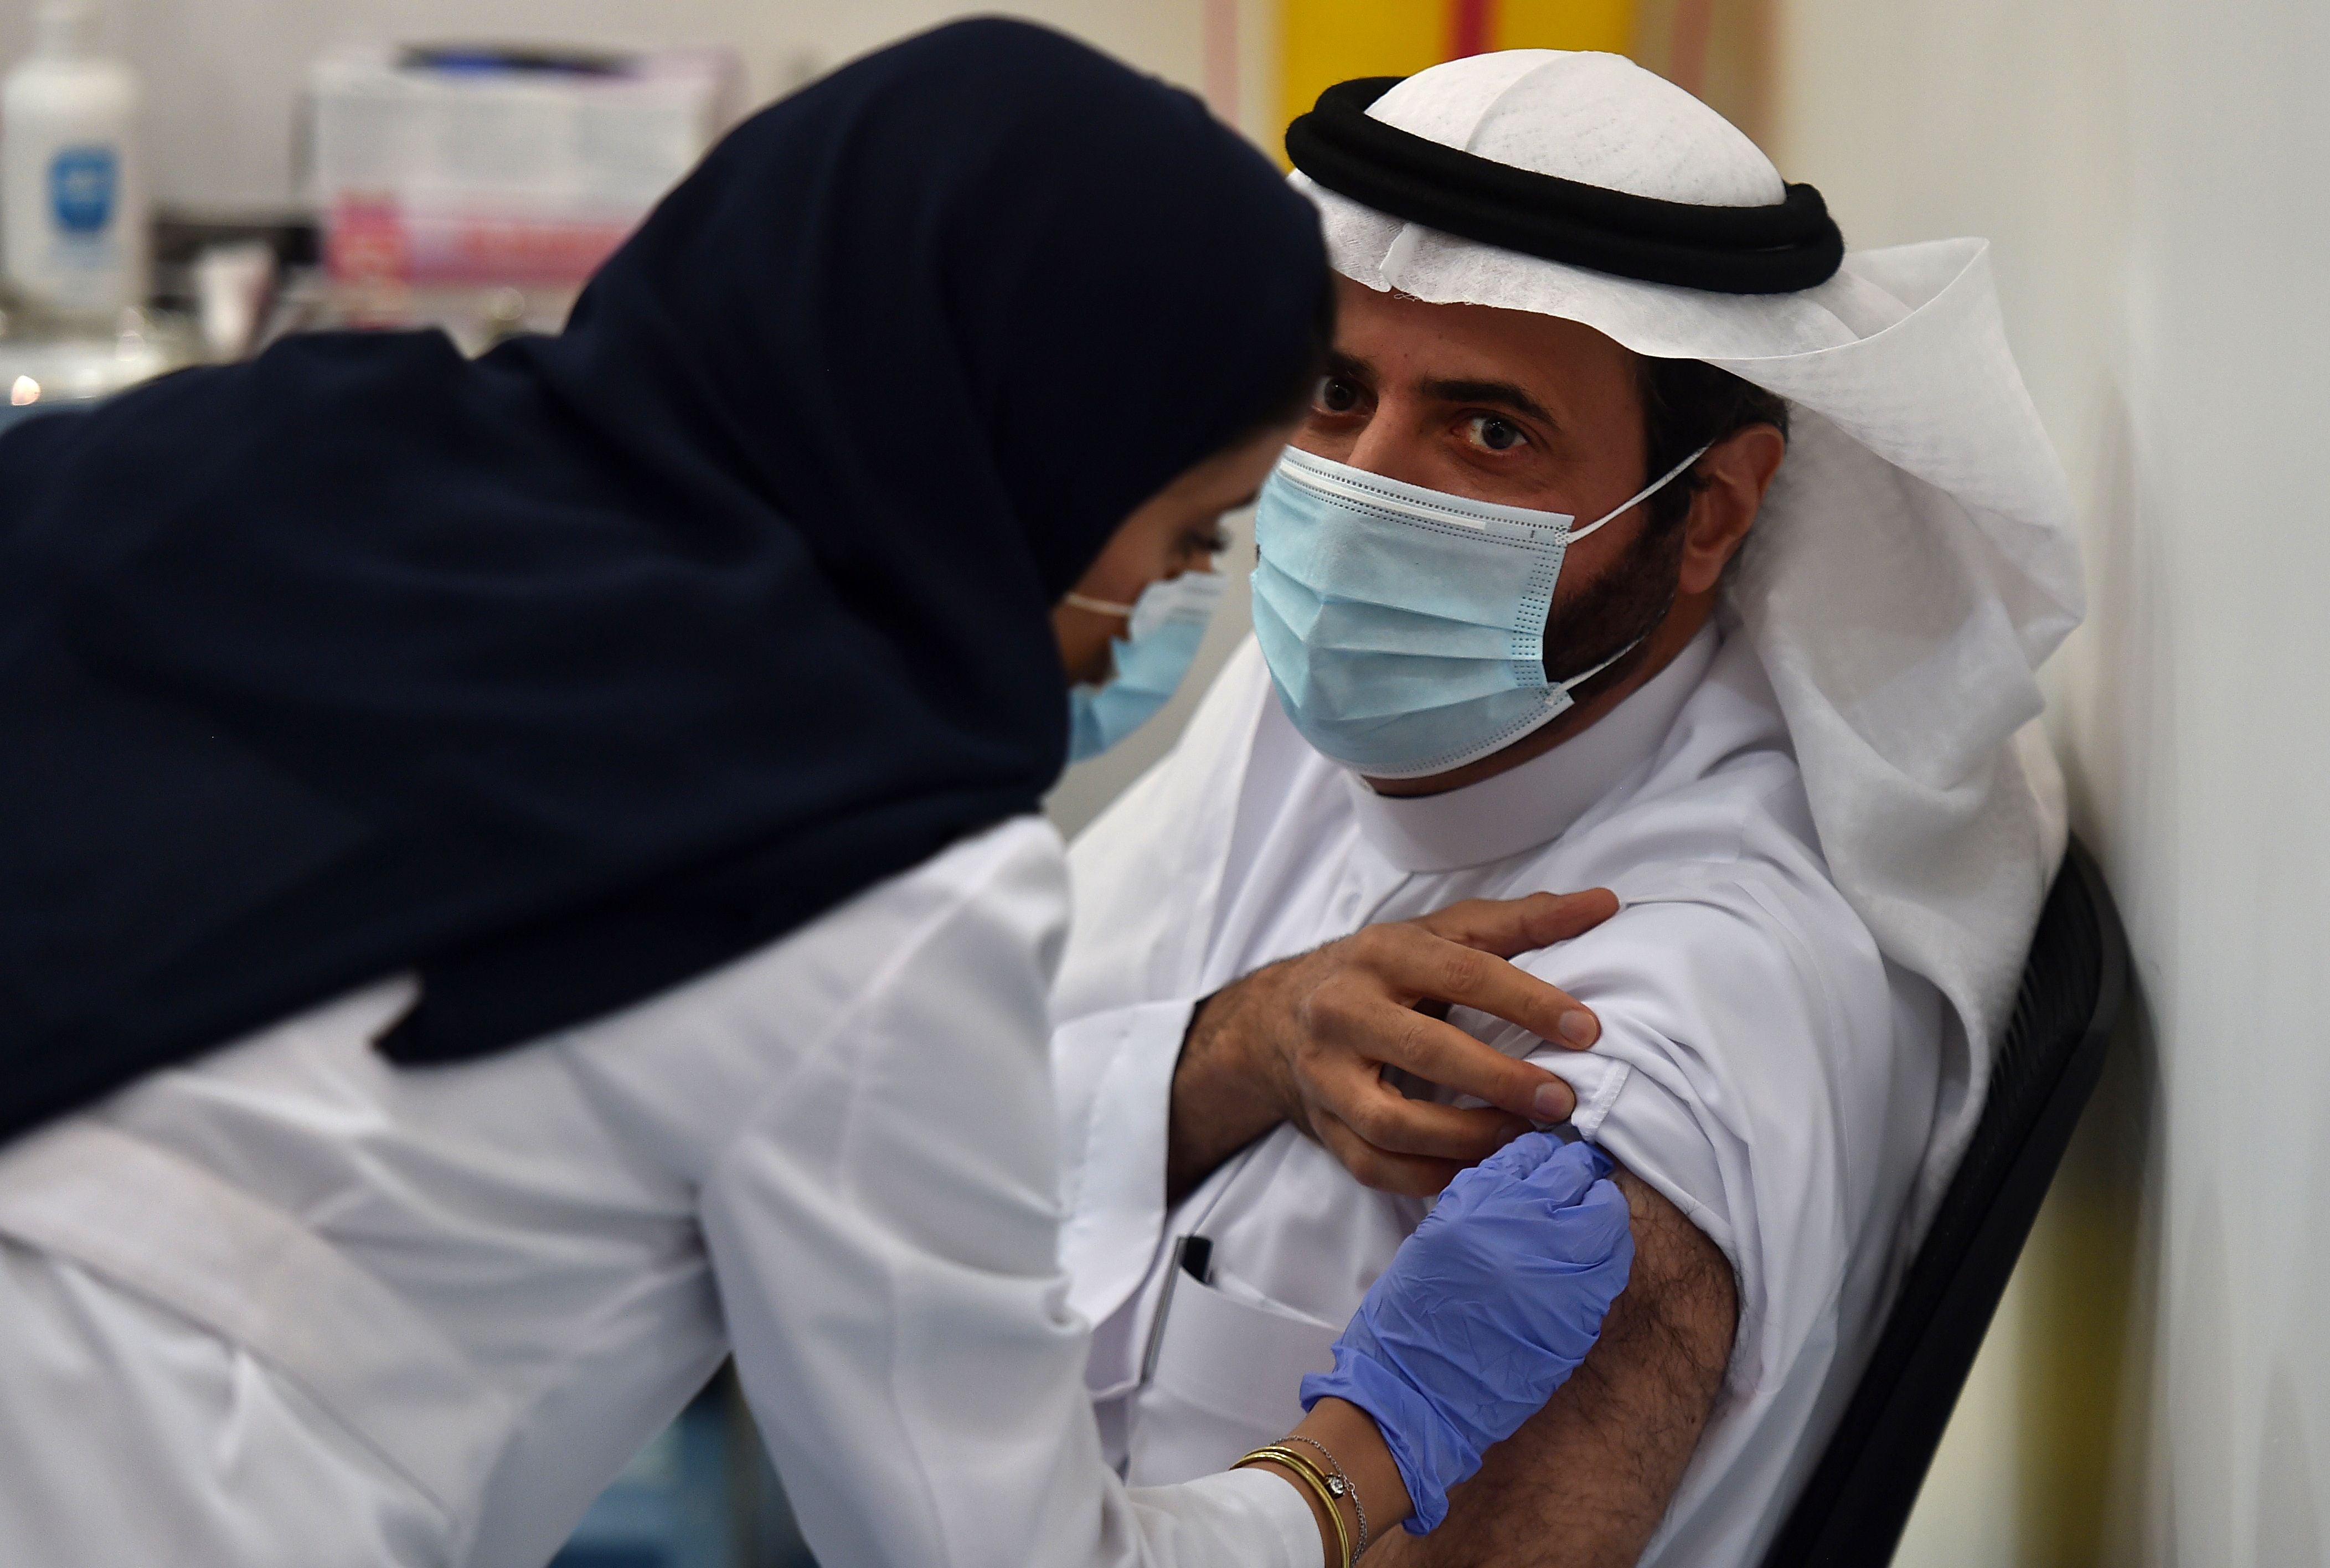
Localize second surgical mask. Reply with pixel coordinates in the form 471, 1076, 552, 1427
1066, 568, 1226, 763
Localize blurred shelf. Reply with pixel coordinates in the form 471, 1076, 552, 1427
0, 306, 198, 434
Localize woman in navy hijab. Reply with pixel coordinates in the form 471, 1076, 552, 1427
0, 21, 1629, 1567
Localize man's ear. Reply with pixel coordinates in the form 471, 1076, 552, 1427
1676, 424, 1786, 596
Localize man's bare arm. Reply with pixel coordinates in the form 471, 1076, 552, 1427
1369, 1165, 1738, 1567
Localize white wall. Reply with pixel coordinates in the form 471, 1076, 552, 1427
1776, 2, 2330, 1561
0, 1, 1214, 213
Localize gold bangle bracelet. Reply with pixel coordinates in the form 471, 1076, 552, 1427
1234, 1445, 1353, 1568
1251, 1447, 1352, 1568
1280, 1432, 1368, 1559
1254, 1443, 1359, 1556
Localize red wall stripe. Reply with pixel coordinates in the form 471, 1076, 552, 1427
1447, 0, 1497, 60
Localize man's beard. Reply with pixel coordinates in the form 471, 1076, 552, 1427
1540, 517, 1687, 693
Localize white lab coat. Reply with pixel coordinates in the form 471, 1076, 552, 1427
1051, 628, 1947, 1567
0, 818, 1319, 1568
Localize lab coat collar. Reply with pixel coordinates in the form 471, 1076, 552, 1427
1343, 623, 1718, 873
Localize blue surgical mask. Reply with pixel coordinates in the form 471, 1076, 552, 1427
1250, 444, 1707, 779
1065, 569, 1226, 762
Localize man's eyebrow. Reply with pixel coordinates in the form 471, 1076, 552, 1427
1324, 349, 1374, 383
1419, 377, 1559, 426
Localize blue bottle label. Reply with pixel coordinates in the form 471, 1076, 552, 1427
49, 146, 118, 235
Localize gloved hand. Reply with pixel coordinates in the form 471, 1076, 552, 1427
1297, 1133, 1633, 1533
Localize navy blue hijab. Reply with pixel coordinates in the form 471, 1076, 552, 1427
0, 19, 1329, 1140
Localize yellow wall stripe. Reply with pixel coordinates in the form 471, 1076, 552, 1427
1279, 0, 1642, 151
1494, 0, 1635, 55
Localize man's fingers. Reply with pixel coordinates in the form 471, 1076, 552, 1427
1315, 1114, 1467, 1198
1375, 931, 1601, 1054
1410, 889, 1620, 959
1310, 1071, 1535, 1162
1316, 993, 1580, 1123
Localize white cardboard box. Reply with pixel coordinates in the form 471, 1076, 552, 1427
307, 44, 744, 286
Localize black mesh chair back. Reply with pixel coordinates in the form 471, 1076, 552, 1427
1755, 835, 2131, 1567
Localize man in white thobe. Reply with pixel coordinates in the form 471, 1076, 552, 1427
1050, 50, 2082, 1567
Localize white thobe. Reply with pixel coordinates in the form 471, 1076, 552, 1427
0, 818, 1321, 1568
1052, 627, 1947, 1567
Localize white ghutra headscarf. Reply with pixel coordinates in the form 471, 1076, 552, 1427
1292, 50, 2084, 1235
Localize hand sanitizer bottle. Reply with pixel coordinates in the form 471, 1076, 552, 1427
3, 1, 147, 319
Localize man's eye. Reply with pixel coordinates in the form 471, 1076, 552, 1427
1314, 375, 1362, 415
1465, 414, 1528, 452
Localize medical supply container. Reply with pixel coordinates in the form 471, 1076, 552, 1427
307, 44, 742, 290
2, 0, 147, 318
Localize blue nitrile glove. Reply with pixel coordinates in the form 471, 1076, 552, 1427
1298, 1134, 1633, 1534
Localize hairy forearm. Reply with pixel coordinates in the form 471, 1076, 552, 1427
1165, 987, 1283, 1203
1370, 1167, 1738, 1567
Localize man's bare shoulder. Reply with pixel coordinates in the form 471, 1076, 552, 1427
1371, 1163, 1736, 1567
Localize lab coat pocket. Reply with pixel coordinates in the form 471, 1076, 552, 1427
1124, 1270, 1342, 1487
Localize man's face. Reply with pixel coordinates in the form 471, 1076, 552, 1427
1292, 275, 1683, 678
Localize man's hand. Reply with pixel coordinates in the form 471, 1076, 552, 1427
1166, 890, 1620, 1200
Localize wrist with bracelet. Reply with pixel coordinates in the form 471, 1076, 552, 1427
1279, 1433, 1368, 1557
1234, 1437, 1370, 1567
